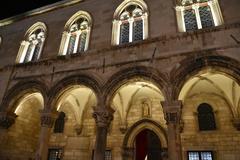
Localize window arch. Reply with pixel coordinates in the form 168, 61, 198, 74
59, 11, 92, 55
16, 22, 46, 63
112, 0, 148, 45
197, 103, 216, 131
54, 112, 66, 133
175, 0, 223, 32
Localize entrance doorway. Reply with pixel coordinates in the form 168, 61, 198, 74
135, 129, 162, 160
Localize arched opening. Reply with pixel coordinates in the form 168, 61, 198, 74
111, 78, 166, 133
135, 129, 162, 160
49, 85, 97, 160
0, 92, 44, 160
178, 70, 240, 159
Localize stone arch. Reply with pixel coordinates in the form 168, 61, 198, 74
1, 80, 48, 112
48, 74, 102, 111
113, 0, 148, 19
122, 118, 167, 152
24, 22, 47, 39
64, 10, 92, 31
171, 55, 240, 100
104, 66, 168, 107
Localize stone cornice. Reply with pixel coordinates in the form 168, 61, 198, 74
0, 0, 84, 27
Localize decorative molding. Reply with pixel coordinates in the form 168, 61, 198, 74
0, 112, 17, 129
161, 100, 182, 124
40, 111, 58, 128
232, 119, 240, 131
92, 107, 114, 128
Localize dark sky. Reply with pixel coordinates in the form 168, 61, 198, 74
0, 0, 63, 20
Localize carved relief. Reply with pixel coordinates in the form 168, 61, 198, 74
0, 112, 17, 129
141, 100, 151, 118
92, 107, 114, 128
40, 111, 58, 128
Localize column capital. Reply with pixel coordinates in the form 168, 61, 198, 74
161, 100, 182, 124
40, 110, 58, 128
92, 107, 114, 128
232, 118, 240, 131
0, 112, 17, 129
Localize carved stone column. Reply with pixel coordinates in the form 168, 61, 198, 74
35, 110, 58, 160
161, 100, 182, 160
92, 107, 114, 160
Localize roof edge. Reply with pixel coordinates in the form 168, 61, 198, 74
0, 0, 84, 27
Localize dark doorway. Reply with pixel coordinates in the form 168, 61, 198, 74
135, 129, 162, 160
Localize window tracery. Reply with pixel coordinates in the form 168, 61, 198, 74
176, 0, 223, 32
16, 22, 46, 63
59, 11, 91, 55
112, 0, 148, 45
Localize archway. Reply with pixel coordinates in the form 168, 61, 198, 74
0, 92, 44, 160
135, 129, 162, 160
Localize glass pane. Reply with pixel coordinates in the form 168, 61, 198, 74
199, 6, 214, 28
120, 22, 129, 44
79, 32, 87, 52
67, 34, 76, 54
32, 41, 42, 61
188, 152, 200, 160
201, 152, 213, 160
184, 9, 198, 31
48, 149, 62, 160
133, 20, 143, 42
24, 43, 34, 62
105, 150, 112, 160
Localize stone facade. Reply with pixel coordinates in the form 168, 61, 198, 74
0, 0, 240, 160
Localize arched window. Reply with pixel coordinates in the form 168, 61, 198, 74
175, 0, 223, 32
112, 0, 148, 45
197, 103, 216, 131
59, 11, 92, 55
16, 22, 46, 63
54, 112, 66, 133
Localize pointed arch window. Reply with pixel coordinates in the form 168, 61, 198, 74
175, 0, 223, 32
59, 11, 91, 55
112, 0, 148, 45
54, 112, 66, 133
16, 22, 46, 63
197, 103, 216, 131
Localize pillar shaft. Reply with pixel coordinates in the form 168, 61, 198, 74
35, 111, 57, 160
161, 100, 182, 160
93, 107, 114, 160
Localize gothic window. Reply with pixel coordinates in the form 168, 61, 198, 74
16, 22, 46, 63
175, 0, 223, 32
48, 148, 63, 160
112, 0, 148, 45
54, 112, 65, 133
197, 103, 216, 131
188, 151, 213, 160
59, 11, 91, 55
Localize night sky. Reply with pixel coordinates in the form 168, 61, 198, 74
0, 0, 63, 20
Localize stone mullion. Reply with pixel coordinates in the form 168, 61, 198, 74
35, 110, 58, 160
92, 106, 114, 160
161, 100, 182, 160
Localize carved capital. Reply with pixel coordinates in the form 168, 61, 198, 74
232, 119, 240, 131
40, 111, 58, 128
92, 107, 114, 128
161, 100, 182, 124
119, 122, 128, 134
0, 112, 17, 129
74, 124, 83, 135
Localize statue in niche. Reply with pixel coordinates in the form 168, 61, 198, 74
142, 101, 151, 118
